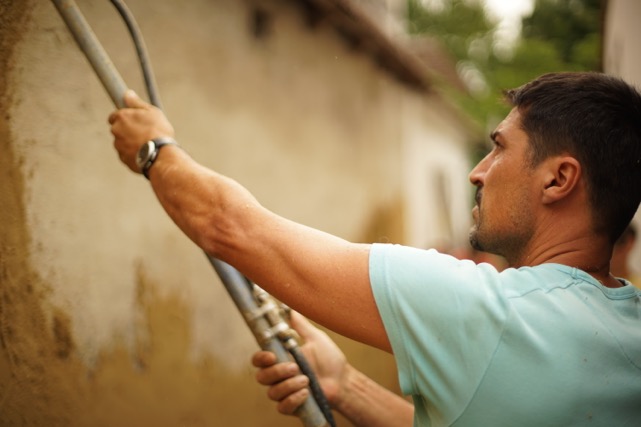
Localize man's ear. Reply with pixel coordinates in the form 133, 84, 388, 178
541, 156, 581, 204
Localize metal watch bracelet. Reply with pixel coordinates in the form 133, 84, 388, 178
141, 137, 178, 179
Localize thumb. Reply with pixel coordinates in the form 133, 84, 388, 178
123, 89, 148, 109
289, 312, 323, 342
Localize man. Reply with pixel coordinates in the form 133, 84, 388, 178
109, 72, 641, 426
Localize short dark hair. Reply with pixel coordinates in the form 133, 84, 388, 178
505, 72, 641, 242
615, 223, 637, 247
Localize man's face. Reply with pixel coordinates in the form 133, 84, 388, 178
468, 108, 537, 262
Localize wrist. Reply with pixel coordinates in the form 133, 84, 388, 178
333, 363, 360, 413
136, 136, 178, 179
332, 363, 414, 427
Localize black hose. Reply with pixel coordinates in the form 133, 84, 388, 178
290, 346, 337, 427
109, 0, 163, 109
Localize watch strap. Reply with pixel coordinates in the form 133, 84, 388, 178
142, 137, 178, 179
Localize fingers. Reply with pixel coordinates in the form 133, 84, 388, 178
267, 374, 309, 402
289, 311, 322, 342
108, 90, 173, 139
108, 90, 149, 125
252, 350, 278, 369
276, 388, 310, 415
123, 89, 149, 109
262, 367, 311, 415
254, 357, 300, 386
108, 89, 152, 127
252, 351, 311, 415
106, 89, 175, 173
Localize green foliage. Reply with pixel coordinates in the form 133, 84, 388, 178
407, 0, 602, 145
408, 0, 495, 61
522, 0, 601, 67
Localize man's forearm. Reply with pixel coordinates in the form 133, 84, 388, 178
336, 365, 413, 427
149, 144, 261, 258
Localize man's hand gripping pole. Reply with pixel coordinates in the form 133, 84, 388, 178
49, 1, 335, 426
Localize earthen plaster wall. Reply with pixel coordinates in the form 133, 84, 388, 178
0, 0, 413, 425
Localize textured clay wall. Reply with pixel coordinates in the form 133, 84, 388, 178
0, 0, 406, 425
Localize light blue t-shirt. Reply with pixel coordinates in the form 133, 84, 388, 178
369, 244, 641, 427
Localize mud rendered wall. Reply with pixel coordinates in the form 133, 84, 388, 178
0, 0, 408, 425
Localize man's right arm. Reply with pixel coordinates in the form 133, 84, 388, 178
253, 313, 414, 427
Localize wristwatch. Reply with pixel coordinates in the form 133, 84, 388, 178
136, 136, 178, 179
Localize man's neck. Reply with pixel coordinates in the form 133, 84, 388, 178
507, 231, 622, 287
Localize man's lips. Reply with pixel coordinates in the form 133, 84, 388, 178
475, 188, 482, 206
472, 188, 482, 221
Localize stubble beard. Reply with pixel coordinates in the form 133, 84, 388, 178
469, 224, 483, 251
470, 189, 484, 251
469, 188, 488, 252
469, 211, 490, 253
468, 204, 532, 266
469, 220, 513, 261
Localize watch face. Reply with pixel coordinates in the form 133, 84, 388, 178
136, 141, 154, 170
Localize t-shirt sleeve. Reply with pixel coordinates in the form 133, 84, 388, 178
369, 243, 510, 421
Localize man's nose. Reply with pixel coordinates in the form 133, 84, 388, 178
468, 160, 485, 187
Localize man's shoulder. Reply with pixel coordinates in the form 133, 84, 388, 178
500, 264, 641, 305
